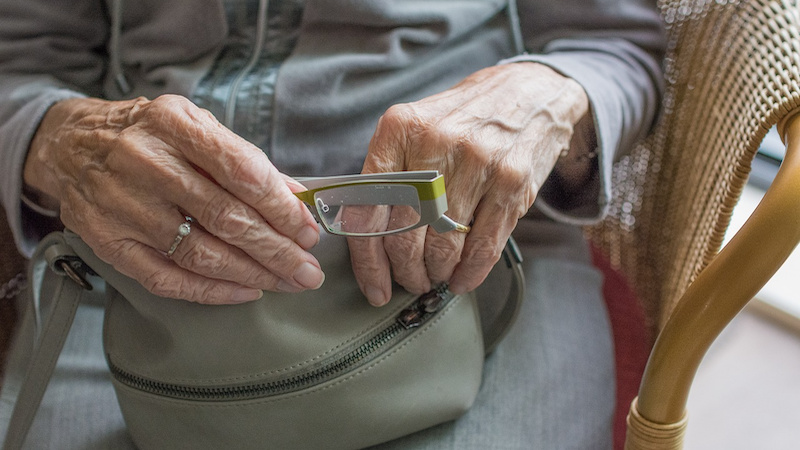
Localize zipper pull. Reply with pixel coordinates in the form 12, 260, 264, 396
396, 284, 451, 329
397, 307, 423, 329
418, 284, 449, 313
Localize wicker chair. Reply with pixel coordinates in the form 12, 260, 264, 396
1, 0, 799, 448
583, 0, 800, 448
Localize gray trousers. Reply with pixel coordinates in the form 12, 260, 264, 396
1, 221, 614, 450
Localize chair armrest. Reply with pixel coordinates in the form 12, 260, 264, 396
627, 111, 800, 447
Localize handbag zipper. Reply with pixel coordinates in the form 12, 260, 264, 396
108, 285, 455, 401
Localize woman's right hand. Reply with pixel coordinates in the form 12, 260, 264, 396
23, 95, 325, 304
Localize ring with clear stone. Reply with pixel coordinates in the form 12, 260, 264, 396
166, 216, 194, 257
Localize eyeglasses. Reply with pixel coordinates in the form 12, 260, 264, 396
293, 171, 470, 237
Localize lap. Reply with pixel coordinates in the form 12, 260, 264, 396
370, 226, 614, 450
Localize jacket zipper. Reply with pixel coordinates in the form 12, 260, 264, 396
108, 285, 455, 401
223, 0, 270, 128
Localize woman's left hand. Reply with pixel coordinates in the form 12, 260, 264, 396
347, 62, 590, 306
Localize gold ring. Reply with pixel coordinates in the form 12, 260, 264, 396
454, 222, 471, 233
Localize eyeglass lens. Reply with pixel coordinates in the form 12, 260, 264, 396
313, 184, 422, 236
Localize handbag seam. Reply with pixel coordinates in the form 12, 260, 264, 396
108, 291, 418, 384
113, 293, 474, 407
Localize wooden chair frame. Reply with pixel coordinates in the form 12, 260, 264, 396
583, 0, 800, 447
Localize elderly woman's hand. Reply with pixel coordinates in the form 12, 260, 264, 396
23, 95, 324, 304
348, 62, 590, 306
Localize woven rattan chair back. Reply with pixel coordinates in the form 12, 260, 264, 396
586, 0, 800, 336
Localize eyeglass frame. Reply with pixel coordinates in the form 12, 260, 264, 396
293, 170, 470, 237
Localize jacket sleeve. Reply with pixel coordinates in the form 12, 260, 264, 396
0, 0, 109, 256
504, 0, 665, 224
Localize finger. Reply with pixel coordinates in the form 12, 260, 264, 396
100, 238, 264, 305
383, 226, 430, 294
185, 187, 324, 291
89, 156, 323, 293
361, 104, 413, 175
447, 200, 518, 295
347, 236, 393, 307
422, 170, 481, 284
83, 183, 310, 294
132, 95, 320, 250
132, 160, 325, 291
158, 216, 306, 293
187, 132, 319, 248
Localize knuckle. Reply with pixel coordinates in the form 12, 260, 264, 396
150, 94, 190, 111
260, 238, 295, 269
177, 243, 270, 288
371, 104, 418, 151
121, 96, 152, 125
143, 272, 222, 304
94, 238, 136, 266
425, 237, 460, 266
227, 148, 266, 188
255, 192, 302, 230
141, 270, 183, 299
380, 103, 417, 128
202, 197, 258, 242
139, 95, 198, 135
385, 238, 424, 278
176, 242, 224, 276
486, 162, 536, 216
455, 137, 492, 170
462, 236, 503, 268
492, 161, 530, 192
193, 283, 233, 305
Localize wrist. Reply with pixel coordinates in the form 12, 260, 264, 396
22, 97, 122, 209
23, 99, 73, 207
552, 112, 597, 193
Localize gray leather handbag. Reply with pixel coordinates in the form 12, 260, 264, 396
2, 229, 523, 450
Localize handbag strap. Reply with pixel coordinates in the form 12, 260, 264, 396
483, 237, 525, 355
1, 233, 91, 450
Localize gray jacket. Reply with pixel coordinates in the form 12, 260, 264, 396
0, 0, 665, 256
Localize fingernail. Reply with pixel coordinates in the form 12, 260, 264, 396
296, 225, 320, 250
294, 262, 325, 289
276, 279, 304, 293
231, 288, 263, 303
365, 286, 387, 307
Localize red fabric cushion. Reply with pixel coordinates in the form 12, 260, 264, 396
590, 245, 652, 450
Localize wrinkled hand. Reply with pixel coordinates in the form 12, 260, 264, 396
348, 63, 590, 306
24, 95, 324, 304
